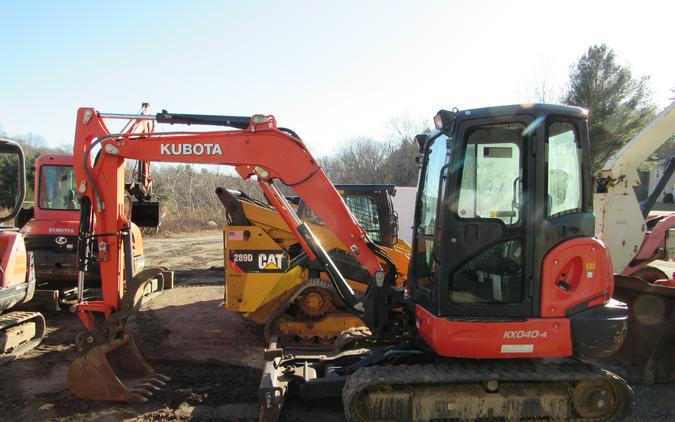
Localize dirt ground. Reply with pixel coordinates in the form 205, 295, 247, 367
1, 231, 674, 421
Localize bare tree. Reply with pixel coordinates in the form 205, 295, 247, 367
19, 133, 47, 148
519, 60, 562, 104
151, 164, 262, 231
320, 137, 391, 184
321, 116, 430, 187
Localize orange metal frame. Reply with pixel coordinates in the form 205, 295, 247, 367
72, 108, 382, 330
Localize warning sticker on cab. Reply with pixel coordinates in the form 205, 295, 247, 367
500, 344, 534, 353
229, 250, 290, 273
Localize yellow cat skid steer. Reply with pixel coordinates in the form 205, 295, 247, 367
220, 184, 410, 346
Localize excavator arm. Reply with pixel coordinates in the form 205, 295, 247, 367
72, 107, 399, 329
68, 107, 403, 403
595, 101, 675, 274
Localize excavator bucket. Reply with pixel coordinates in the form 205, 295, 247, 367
131, 201, 162, 228
67, 331, 169, 402
68, 268, 170, 402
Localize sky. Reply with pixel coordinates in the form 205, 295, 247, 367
1, 0, 673, 156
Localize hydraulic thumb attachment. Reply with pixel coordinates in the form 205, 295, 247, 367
68, 268, 171, 402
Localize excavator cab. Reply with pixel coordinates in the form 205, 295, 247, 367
18, 155, 157, 310
411, 105, 624, 356
259, 105, 632, 422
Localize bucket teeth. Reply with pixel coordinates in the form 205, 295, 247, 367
128, 390, 153, 402
67, 332, 169, 403
150, 378, 167, 387
138, 381, 162, 391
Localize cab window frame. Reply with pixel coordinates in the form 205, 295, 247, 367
413, 132, 450, 292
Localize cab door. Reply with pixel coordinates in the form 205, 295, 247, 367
438, 115, 535, 318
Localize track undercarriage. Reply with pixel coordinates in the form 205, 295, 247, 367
259, 333, 634, 422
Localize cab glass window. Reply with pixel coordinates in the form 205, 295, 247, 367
418, 136, 448, 236
546, 122, 582, 218
450, 239, 524, 304
39, 166, 80, 210
414, 134, 449, 288
457, 123, 524, 225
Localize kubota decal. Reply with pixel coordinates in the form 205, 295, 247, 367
160, 143, 223, 156
48, 227, 75, 234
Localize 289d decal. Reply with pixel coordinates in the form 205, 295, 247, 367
229, 250, 290, 272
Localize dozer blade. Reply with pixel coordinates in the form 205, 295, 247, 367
67, 332, 169, 403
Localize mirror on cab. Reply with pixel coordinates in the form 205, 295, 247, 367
0, 139, 26, 225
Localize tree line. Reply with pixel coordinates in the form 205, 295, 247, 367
1, 44, 671, 226
322, 44, 667, 183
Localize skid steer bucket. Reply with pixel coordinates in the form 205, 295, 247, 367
67, 267, 170, 402
67, 332, 168, 402
131, 201, 161, 228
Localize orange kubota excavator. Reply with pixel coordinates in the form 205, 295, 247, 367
68, 105, 632, 421
17, 104, 166, 310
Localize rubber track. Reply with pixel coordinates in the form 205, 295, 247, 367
0, 311, 46, 364
343, 360, 633, 422
264, 277, 361, 347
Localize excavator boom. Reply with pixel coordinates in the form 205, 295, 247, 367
68, 107, 400, 402
72, 109, 390, 316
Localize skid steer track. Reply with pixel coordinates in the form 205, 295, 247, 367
343, 360, 633, 422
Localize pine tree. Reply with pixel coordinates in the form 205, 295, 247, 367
562, 44, 656, 172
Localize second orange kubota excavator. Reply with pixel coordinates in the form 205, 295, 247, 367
67, 105, 632, 421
